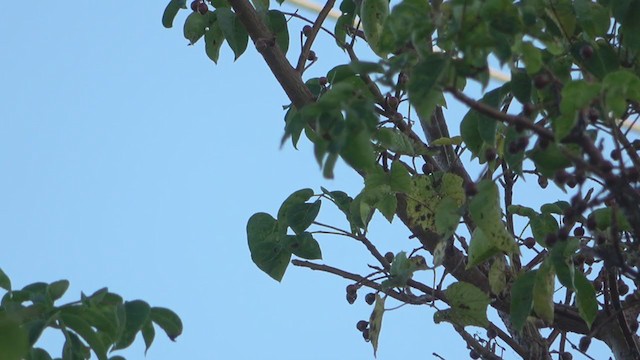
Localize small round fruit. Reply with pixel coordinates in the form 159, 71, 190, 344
190, 0, 200, 11
485, 148, 497, 162
422, 162, 434, 175
538, 176, 549, 189
197, 2, 208, 14
579, 45, 594, 60
362, 328, 370, 341
307, 50, 317, 61
618, 281, 630, 296
384, 251, 394, 263
560, 352, 573, 360
356, 320, 369, 332
574, 227, 585, 237
365, 293, 376, 305
523, 237, 536, 249
386, 95, 399, 109
465, 182, 478, 197
534, 73, 551, 89
319, 77, 328, 86
578, 336, 591, 352
469, 349, 480, 359
303, 25, 312, 37
486, 328, 497, 339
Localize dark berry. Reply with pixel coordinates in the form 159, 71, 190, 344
190, 0, 199, 11
356, 320, 369, 332
523, 237, 536, 249
579, 336, 591, 352
307, 50, 317, 61
422, 162, 434, 175
586, 216, 597, 231
319, 77, 328, 86
303, 25, 312, 37
600, 161, 613, 173
618, 281, 630, 296
485, 148, 497, 162
633, 139, 640, 150
470, 349, 480, 359
588, 108, 599, 122
596, 235, 606, 245
197, 2, 208, 14
574, 227, 585, 237
626, 167, 640, 182
593, 278, 603, 292
365, 293, 376, 305
538, 176, 549, 189
574, 254, 585, 266
554, 170, 569, 184
508, 140, 520, 154
558, 227, 569, 240
561, 351, 573, 360
584, 254, 595, 266
523, 103, 535, 116
384, 251, 394, 263
545, 233, 558, 247
346, 292, 357, 304
517, 136, 529, 150
486, 328, 497, 339
386, 95, 399, 109
579, 45, 594, 60
362, 328, 370, 341
611, 149, 621, 161
534, 73, 551, 89
567, 177, 577, 188
575, 170, 586, 184
465, 182, 478, 197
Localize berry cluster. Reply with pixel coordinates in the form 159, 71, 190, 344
190, 0, 209, 14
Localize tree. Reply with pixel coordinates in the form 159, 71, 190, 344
163, 0, 640, 358
0, 270, 183, 360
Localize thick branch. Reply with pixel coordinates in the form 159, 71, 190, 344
228, 0, 314, 108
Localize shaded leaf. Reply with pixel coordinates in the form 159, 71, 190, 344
162, 0, 186, 29
59, 312, 108, 360
247, 213, 291, 281
360, 0, 389, 57
150, 307, 183, 341
205, 20, 225, 63
286, 232, 322, 260
574, 272, 597, 328
286, 200, 321, 234
216, 8, 249, 60
0, 267, 11, 292
113, 300, 151, 350
266, 10, 289, 54
141, 320, 155, 355
510, 270, 537, 332
277, 189, 314, 225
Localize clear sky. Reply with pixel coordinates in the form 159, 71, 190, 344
0, 2, 613, 360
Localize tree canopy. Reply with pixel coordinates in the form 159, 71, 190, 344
162, 0, 640, 358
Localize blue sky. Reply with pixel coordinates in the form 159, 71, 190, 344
0, 2, 614, 359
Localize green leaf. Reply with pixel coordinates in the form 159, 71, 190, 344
141, 320, 155, 355
435, 197, 461, 239
47, 280, 69, 301
507, 204, 537, 218
549, 237, 579, 290
374, 128, 423, 156
381, 252, 423, 289
573, 0, 610, 38
574, 272, 597, 328
277, 189, 314, 225
460, 85, 510, 157
251, 0, 269, 13
59, 312, 108, 360
602, 70, 640, 118
531, 213, 559, 246
532, 262, 555, 324
360, 0, 389, 57
247, 213, 291, 281
216, 8, 249, 60
408, 54, 447, 122
334, 0, 356, 47
510, 69, 532, 104
468, 180, 518, 255
368, 294, 385, 356
150, 307, 183, 341
286, 232, 322, 260
162, 0, 186, 29
183, 12, 214, 45
375, 192, 397, 222
389, 161, 412, 193
205, 20, 225, 63
434, 282, 490, 328
266, 10, 289, 54
0, 267, 11, 292
489, 256, 507, 295
467, 228, 500, 268
0, 313, 28, 360
340, 130, 375, 172
430, 136, 462, 146
528, 143, 572, 177
28, 348, 53, 360
286, 200, 321, 234
588, 207, 632, 231
555, 80, 600, 140
521, 42, 543, 75
509, 270, 537, 332
113, 300, 151, 350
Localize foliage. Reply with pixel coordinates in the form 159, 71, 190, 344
165, 0, 640, 358
0, 268, 182, 360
